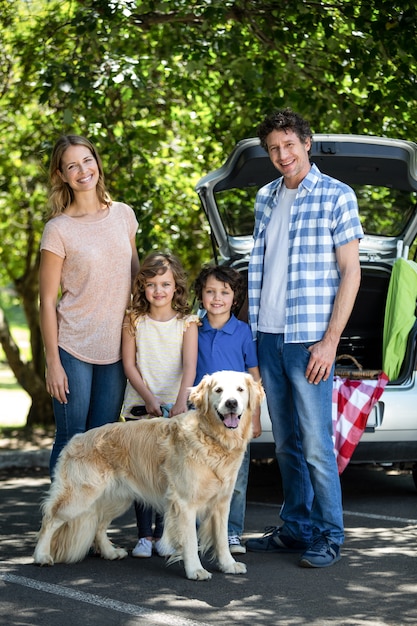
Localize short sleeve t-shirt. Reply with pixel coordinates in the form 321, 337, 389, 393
40, 202, 138, 364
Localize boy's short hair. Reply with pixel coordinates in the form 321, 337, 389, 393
194, 265, 245, 313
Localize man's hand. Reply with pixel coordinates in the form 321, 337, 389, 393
305, 339, 337, 384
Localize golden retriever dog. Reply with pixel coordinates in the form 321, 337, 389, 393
33, 370, 264, 580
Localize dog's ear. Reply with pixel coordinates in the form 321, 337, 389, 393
189, 374, 212, 413
246, 375, 265, 414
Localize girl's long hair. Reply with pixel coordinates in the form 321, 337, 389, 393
128, 253, 191, 331
46, 135, 111, 220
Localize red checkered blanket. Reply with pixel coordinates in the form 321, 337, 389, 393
332, 374, 389, 474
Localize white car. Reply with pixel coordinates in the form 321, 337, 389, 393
195, 134, 417, 486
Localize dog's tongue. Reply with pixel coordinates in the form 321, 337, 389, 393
223, 413, 240, 429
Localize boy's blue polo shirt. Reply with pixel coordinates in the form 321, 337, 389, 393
194, 313, 258, 385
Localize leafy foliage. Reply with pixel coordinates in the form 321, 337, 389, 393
1, 0, 417, 424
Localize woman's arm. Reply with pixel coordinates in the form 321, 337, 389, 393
121, 316, 162, 416
39, 250, 69, 404
170, 320, 199, 417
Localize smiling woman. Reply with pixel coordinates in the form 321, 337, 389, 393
38, 134, 140, 478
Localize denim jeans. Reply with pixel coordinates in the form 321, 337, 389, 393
228, 447, 250, 537
257, 332, 344, 546
49, 347, 126, 476
134, 502, 164, 539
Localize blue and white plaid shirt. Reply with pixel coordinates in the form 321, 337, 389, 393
248, 163, 363, 342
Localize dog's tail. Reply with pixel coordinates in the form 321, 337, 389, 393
49, 513, 97, 564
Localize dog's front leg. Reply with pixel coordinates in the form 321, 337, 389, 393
211, 500, 247, 575
165, 502, 212, 581
182, 524, 212, 581
33, 516, 65, 566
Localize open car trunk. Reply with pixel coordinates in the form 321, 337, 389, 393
196, 135, 417, 387
196, 134, 417, 470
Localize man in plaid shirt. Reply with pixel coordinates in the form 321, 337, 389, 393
246, 109, 363, 567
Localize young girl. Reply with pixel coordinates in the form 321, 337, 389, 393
194, 265, 262, 554
121, 252, 199, 558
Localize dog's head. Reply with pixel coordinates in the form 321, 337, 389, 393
189, 370, 264, 430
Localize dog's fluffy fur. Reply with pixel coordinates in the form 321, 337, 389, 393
33, 370, 264, 580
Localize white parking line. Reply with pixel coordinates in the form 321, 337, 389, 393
249, 501, 417, 525
0, 573, 211, 626
343, 510, 417, 525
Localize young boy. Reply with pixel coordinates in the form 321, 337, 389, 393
194, 265, 262, 554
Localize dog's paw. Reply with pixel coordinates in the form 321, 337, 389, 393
221, 561, 247, 575
33, 553, 54, 567
113, 546, 128, 560
101, 546, 128, 560
186, 567, 213, 581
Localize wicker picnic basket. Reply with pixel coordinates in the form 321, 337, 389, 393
334, 354, 382, 380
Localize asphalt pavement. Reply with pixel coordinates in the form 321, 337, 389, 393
1, 452, 417, 626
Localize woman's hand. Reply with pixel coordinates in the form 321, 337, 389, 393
46, 360, 69, 404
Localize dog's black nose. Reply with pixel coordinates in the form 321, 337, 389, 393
225, 398, 238, 411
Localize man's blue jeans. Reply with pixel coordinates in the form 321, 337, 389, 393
257, 332, 344, 546
49, 347, 126, 476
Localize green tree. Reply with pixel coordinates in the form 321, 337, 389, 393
1, 0, 416, 426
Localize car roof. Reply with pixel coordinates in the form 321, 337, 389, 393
196, 134, 417, 194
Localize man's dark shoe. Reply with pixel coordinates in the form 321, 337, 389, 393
299, 535, 341, 568
245, 526, 309, 553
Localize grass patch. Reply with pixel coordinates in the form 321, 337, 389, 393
0, 365, 31, 427
0, 373, 26, 391
0, 288, 32, 362
0, 287, 33, 428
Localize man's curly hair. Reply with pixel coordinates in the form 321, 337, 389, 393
257, 108, 312, 152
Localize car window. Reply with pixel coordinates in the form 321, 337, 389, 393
215, 185, 416, 238
216, 187, 259, 236
353, 186, 416, 236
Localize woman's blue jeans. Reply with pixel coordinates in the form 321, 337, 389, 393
257, 332, 344, 546
49, 347, 126, 476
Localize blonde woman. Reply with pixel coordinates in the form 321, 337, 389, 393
39, 135, 139, 477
